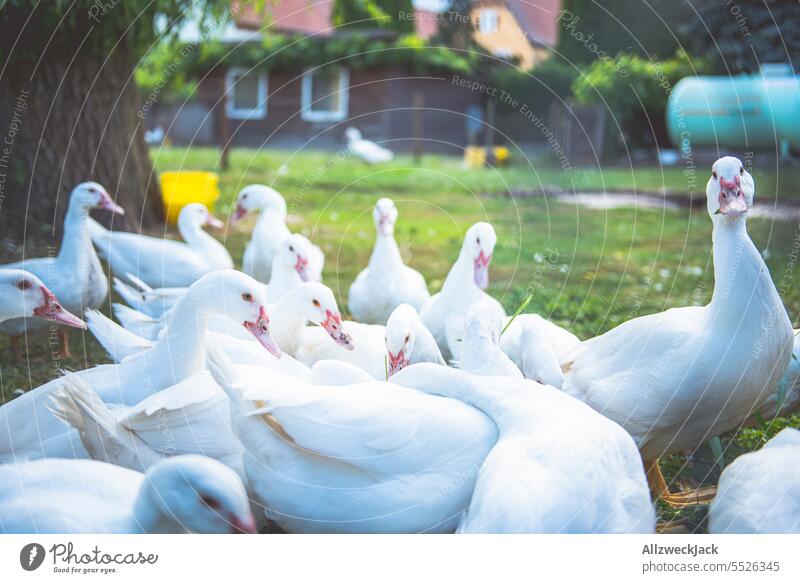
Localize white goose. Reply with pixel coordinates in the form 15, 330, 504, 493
500, 314, 581, 387
385, 303, 445, 376
265, 234, 315, 301
231, 184, 324, 283
113, 274, 186, 318
420, 222, 506, 362
0, 270, 280, 463
561, 157, 793, 506
458, 302, 523, 378
0, 269, 85, 329
0, 455, 255, 533
348, 198, 430, 324
709, 428, 800, 533
89, 202, 233, 288
345, 127, 394, 164
0, 182, 123, 357
393, 364, 655, 533
206, 347, 497, 533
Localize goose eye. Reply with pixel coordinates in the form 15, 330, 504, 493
16, 279, 32, 291
289, 246, 294, 252
404, 334, 410, 344
200, 495, 220, 510
740, 166, 744, 175
711, 170, 717, 179
312, 299, 321, 307
476, 237, 480, 244
241, 292, 254, 302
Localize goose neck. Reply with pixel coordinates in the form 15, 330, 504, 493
270, 294, 307, 355
368, 232, 403, 270
441, 252, 475, 295
156, 291, 211, 382
56, 200, 94, 268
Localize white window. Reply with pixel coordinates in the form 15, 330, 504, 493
301, 66, 349, 122
478, 9, 499, 34
225, 67, 267, 120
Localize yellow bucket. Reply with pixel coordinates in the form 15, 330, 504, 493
160, 171, 220, 224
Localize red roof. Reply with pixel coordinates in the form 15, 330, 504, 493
506, 0, 560, 46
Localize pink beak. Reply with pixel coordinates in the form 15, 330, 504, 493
98, 191, 125, 215
230, 512, 257, 534
294, 255, 310, 282
387, 349, 409, 376
206, 214, 224, 230
242, 306, 282, 358
474, 251, 491, 290
321, 310, 354, 350
32, 286, 87, 329
378, 215, 393, 237
230, 204, 248, 224
718, 175, 747, 217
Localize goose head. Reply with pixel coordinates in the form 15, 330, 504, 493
707, 156, 754, 219
0, 269, 86, 327
194, 270, 281, 358
71, 181, 125, 215
278, 234, 312, 282
293, 282, 354, 349
178, 203, 223, 232
373, 198, 397, 237
344, 127, 362, 143
462, 222, 496, 290
231, 184, 286, 223
138, 455, 255, 534
385, 303, 421, 376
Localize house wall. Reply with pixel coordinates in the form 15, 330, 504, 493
153, 66, 486, 154
470, 3, 542, 70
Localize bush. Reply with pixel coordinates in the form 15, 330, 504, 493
572, 50, 707, 148
488, 55, 580, 117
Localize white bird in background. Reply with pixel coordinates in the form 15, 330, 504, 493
457, 301, 523, 379
709, 428, 800, 534
0, 455, 255, 534
89, 202, 232, 289
349, 198, 430, 324
560, 157, 793, 507
230, 184, 324, 283
345, 127, 394, 164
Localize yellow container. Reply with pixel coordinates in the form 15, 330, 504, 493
160, 171, 220, 224
463, 146, 510, 168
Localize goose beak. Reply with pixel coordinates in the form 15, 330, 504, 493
718, 176, 747, 217
321, 310, 354, 350
206, 214, 224, 230
378, 216, 393, 237
474, 251, 491, 290
387, 349, 408, 376
243, 306, 281, 358
32, 286, 87, 329
98, 191, 125, 215
294, 256, 310, 282
231, 204, 248, 224
230, 512, 257, 534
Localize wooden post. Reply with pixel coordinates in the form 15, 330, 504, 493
412, 91, 424, 164
219, 102, 230, 171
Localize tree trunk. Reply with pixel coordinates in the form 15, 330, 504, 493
0, 29, 163, 248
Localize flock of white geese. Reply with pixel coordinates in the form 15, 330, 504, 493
0, 155, 798, 534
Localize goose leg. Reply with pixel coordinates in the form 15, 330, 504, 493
58, 328, 72, 358
9, 335, 21, 362
644, 458, 717, 508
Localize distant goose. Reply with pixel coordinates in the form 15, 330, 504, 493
348, 198, 430, 324
231, 184, 324, 283
384, 303, 445, 376
89, 203, 232, 289
560, 157, 793, 507
0, 182, 123, 357
0, 455, 255, 533
345, 127, 394, 164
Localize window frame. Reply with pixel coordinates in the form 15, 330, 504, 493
300, 66, 350, 123
225, 66, 268, 120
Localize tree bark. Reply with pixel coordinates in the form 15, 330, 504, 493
0, 20, 163, 247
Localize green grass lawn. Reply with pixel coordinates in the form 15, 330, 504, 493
2, 146, 799, 530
